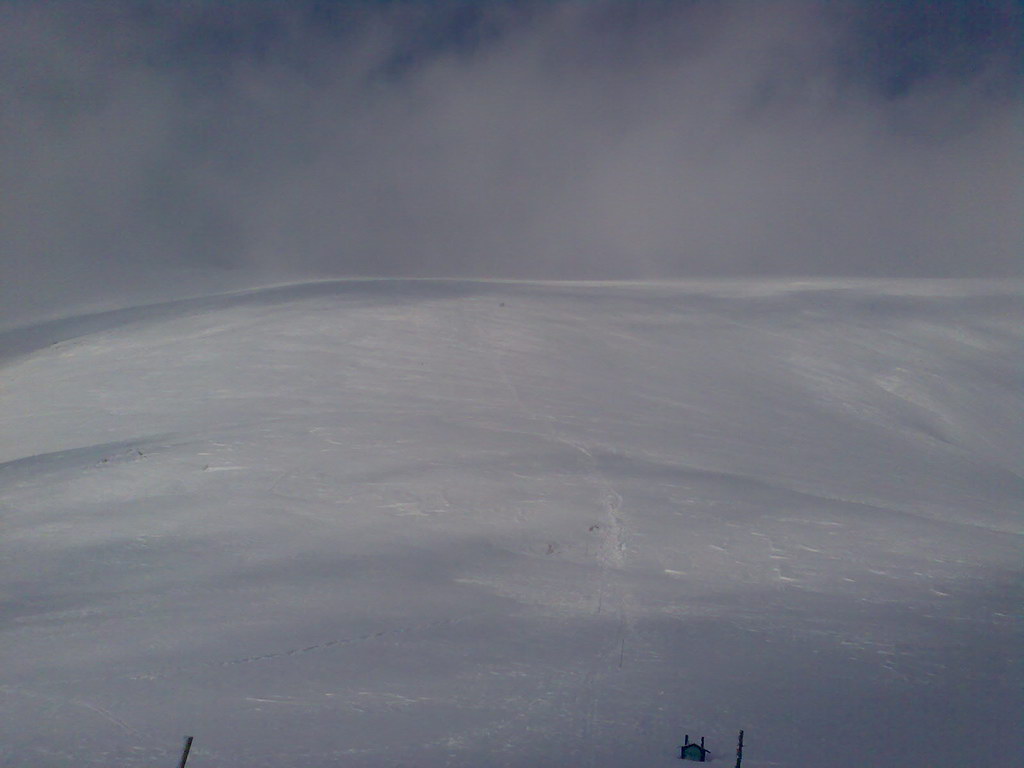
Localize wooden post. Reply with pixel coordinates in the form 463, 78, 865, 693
735, 729, 744, 768
177, 736, 194, 768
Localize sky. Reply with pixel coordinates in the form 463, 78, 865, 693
1, 0, 1021, 326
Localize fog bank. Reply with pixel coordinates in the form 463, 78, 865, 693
1, 1, 1020, 325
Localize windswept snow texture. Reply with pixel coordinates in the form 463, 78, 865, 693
0, 279, 1020, 768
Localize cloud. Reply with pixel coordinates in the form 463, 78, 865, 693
1, 0, 1020, 325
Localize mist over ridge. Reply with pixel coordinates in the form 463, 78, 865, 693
2, 0, 1020, 325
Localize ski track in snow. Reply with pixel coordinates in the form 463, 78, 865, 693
477, 301, 643, 767
0, 686, 139, 736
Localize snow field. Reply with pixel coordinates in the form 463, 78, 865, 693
0, 279, 1020, 767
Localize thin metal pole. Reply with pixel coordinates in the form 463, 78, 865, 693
177, 736, 194, 768
735, 729, 744, 768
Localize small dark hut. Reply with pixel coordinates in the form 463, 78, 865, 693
679, 734, 710, 762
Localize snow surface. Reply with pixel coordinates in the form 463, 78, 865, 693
0, 279, 1020, 767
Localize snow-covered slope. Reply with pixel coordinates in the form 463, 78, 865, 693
1, 279, 1020, 767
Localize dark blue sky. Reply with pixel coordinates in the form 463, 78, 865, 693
1, 1, 1020, 324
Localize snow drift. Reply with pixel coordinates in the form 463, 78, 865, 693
0, 279, 1020, 767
